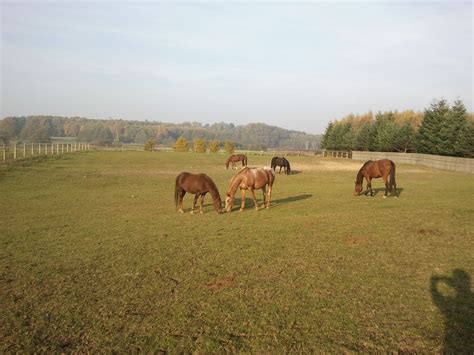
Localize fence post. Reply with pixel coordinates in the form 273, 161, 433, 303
31, 143, 34, 156
23, 143, 26, 158
39, 143, 41, 155
14, 144, 17, 160
2, 144, 5, 163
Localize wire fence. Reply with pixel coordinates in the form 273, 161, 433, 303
1, 142, 90, 164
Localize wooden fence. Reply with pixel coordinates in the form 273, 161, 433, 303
351, 151, 474, 174
322, 150, 352, 158
1, 142, 90, 164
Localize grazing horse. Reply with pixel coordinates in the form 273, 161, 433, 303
354, 159, 397, 198
225, 154, 248, 170
175, 172, 223, 214
225, 167, 275, 212
271, 156, 291, 175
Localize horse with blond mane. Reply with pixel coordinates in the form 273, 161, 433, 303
225, 167, 275, 212
225, 154, 248, 170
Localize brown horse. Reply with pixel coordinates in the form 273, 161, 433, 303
225, 154, 248, 170
225, 167, 275, 212
175, 172, 223, 214
354, 159, 397, 198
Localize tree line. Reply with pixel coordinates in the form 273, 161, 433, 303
0, 116, 321, 151
321, 99, 473, 157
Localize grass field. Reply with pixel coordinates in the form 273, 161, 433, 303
1, 151, 473, 352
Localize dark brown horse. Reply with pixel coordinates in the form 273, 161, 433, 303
225, 154, 247, 170
354, 159, 397, 198
271, 156, 291, 175
225, 167, 275, 212
175, 172, 223, 214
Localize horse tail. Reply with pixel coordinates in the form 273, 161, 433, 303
244, 155, 247, 166
390, 161, 396, 193
286, 160, 291, 174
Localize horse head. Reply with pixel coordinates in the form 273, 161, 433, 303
225, 192, 234, 212
354, 181, 363, 196
213, 196, 223, 214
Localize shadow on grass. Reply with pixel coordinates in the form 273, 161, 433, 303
360, 187, 404, 197
271, 194, 313, 207
431, 269, 474, 352
228, 194, 313, 211
274, 170, 302, 175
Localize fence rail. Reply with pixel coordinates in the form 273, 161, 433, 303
351, 151, 474, 174
322, 150, 352, 158
1, 142, 90, 164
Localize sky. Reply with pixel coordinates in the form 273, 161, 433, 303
1, 1, 472, 134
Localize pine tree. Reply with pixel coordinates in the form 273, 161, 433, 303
417, 99, 450, 155
449, 100, 468, 156
320, 122, 334, 149
455, 120, 474, 158
354, 122, 372, 151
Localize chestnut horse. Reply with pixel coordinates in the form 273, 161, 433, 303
271, 156, 291, 175
225, 167, 275, 212
175, 172, 223, 214
354, 159, 397, 198
225, 154, 248, 170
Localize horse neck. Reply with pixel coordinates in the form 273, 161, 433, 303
227, 173, 243, 197
206, 179, 220, 200
356, 168, 365, 184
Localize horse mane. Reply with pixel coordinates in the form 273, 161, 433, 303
200, 173, 220, 201
356, 160, 372, 184
226, 169, 246, 196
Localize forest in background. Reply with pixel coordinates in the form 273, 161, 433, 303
321, 99, 474, 158
0, 117, 321, 151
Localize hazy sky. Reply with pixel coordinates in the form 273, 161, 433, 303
1, 1, 472, 134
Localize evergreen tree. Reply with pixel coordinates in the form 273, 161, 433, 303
449, 100, 468, 156
320, 122, 334, 149
354, 122, 372, 151
417, 99, 450, 155
455, 120, 474, 157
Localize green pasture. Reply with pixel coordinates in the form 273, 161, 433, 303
1, 151, 473, 352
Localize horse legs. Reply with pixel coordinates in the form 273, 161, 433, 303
198, 193, 206, 214
178, 190, 186, 213
383, 174, 389, 198
366, 178, 373, 196
261, 186, 266, 208
266, 185, 272, 208
191, 194, 200, 214
250, 189, 259, 210
279, 166, 282, 174
240, 189, 246, 211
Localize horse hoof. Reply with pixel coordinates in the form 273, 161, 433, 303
200, 211, 203, 215
190, 210, 194, 214
239, 208, 243, 212
179, 210, 184, 214
383, 195, 387, 199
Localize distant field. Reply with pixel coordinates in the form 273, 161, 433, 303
1, 151, 473, 352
